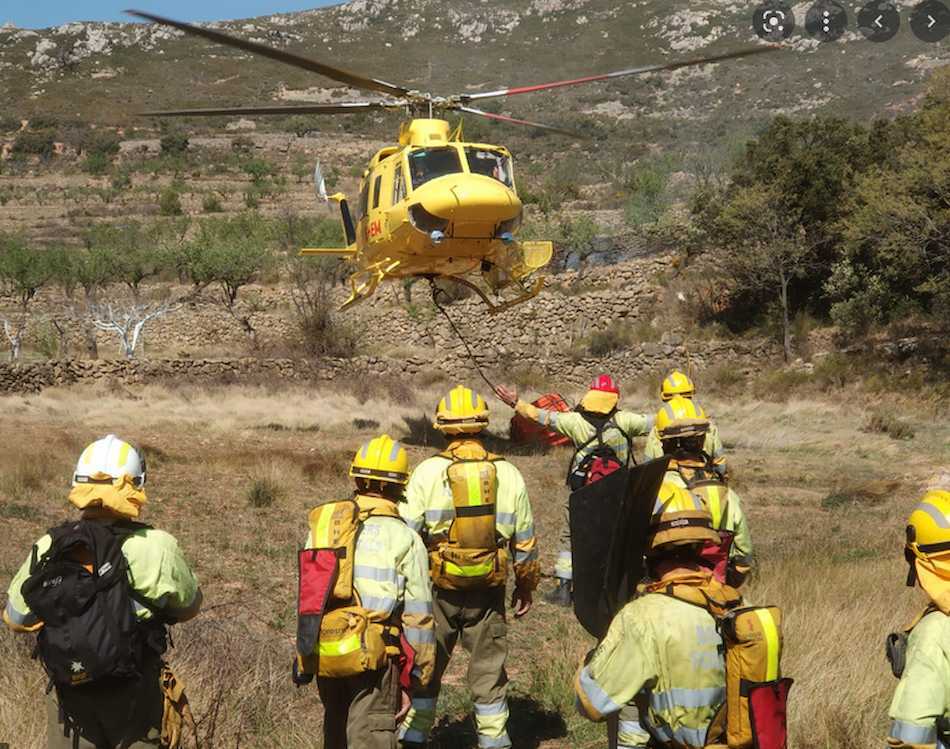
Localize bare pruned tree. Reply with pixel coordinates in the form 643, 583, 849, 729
88, 299, 180, 360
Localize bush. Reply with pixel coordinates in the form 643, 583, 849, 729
704, 364, 747, 396
83, 152, 112, 176
862, 411, 915, 441
160, 132, 189, 155
26, 115, 61, 130
244, 189, 260, 210
231, 135, 255, 153
247, 478, 281, 508
13, 130, 56, 159
242, 158, 276, 184
821, 479, 901, 510
111, 168, 132, 191
202, 194, 223, 213
0, 115, 21, 133
82, 130, 121, 157
587, 328, 628, 357
159, 187, 183, 216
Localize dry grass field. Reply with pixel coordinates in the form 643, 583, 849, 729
0, 376, 946, 749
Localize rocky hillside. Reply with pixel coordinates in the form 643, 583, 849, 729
1, 0, 946, 131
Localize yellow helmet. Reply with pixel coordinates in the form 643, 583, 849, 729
661, 370, 695, 402
906, 489, 950, 563
655, 395, 709, 439
647, 481, 720, 554
434, 385, 489, 435
349, 434, 409, 485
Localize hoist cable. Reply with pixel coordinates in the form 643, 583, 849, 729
429, 279, 502, 397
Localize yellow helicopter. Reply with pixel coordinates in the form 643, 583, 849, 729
129, 10, 776, 312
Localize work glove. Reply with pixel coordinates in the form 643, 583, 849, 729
292, 657, 314, 687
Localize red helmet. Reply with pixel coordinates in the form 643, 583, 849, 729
590, 374, 620, 395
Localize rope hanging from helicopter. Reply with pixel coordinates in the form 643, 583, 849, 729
428, 279, 504, 397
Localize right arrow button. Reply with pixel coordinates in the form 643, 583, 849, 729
911, 0, 950, 41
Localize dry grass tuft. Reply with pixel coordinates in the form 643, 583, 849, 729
862, 411, 916, 441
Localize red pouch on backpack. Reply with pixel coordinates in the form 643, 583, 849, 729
586, 456, 622, 485
749, 678, 793, 749
397, 633, 416, 690
699, 530, 734, 583
297, 548, 339, 656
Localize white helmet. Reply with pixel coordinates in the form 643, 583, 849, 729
73, 434, 146, 488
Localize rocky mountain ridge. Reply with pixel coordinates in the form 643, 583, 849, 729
1, 0, 946, 128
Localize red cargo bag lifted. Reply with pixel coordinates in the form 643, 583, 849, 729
509, 393, 572, 447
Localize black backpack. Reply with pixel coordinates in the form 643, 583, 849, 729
20, 519, 166, 688
566, 410, 634, 491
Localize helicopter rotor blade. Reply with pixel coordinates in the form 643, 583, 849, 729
138, 102, 402, 117
450, 105, 586, 139
126, 10, 413, 99
457, 45, 780, 103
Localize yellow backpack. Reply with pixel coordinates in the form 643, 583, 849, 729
657, 582, 792, 749
296, 499, 402, 679
428, 446, 509, 591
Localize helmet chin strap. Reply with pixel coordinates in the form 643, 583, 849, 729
905, 551, 919, 587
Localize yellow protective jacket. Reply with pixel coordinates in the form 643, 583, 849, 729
400, 439, 540, 592
514, 400, 652, 472
663, 466, 753, 575
305, 494, 436, 688
644, 421, 725, 466
4, 521, 201, 633
888, 608, 950, 748
575, 572, 735, 748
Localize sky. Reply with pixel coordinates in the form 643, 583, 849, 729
1, 1, 340, 29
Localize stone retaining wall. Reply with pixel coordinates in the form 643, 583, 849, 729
0, 334, 780, 395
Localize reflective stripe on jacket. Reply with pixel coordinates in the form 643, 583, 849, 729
514, 401, 651, 472
574, 589, 725, 747
888, 610, 950, 748
401, 440, 539, 591
4, 523, 200, 632
663, 470, 753, 569
644, 421, 724, 463
305, 494, 436, 687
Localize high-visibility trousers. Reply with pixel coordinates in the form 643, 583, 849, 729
399, 586, 511, 749
318, 660, 400, 749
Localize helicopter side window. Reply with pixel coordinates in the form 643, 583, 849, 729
357, 180, 369, 222
372, 175, 383, 210
393, 167, 406, 205
464, 148, 513, 188
408, 148, 462, 189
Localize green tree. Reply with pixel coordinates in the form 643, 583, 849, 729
0, 237, 54, 360
829, 69, 950, 333
184, 215, 274, 349
712, 186, 817, 361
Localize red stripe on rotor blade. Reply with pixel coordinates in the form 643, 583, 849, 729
503, 74, 611, 96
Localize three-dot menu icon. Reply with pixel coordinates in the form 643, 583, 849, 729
806, 1, 849, 41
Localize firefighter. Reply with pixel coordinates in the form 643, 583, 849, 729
496, 375, 651, 605
399, 385, 540, 749
294, 435, 436, 749
644, 370, 725, 474
574, 481, 740, 749
655, 395, 753, 586
886, 487, 950, 748
3, 435, 202, 749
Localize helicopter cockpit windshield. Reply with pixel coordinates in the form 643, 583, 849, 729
408, 147, 462, 189
465, 148, 513, 188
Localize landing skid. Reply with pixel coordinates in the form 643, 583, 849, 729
428, 274, 546, 314
339, 258, 402, 310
